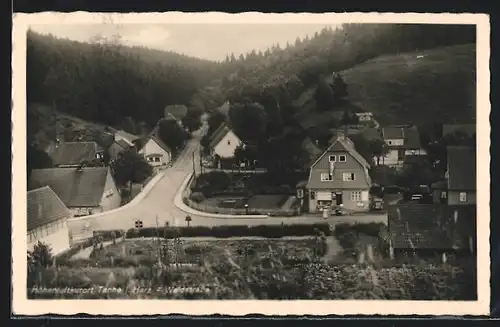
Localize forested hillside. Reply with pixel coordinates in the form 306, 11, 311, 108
27, 30, 222, 130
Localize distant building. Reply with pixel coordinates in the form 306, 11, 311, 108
387, 204, 476, 259
29, 167, 121, 217
431, 146, 476, 205
50, 141, 104, 168
138, 125, 172, 168
302, 135, 372, 213
378, 126, 427, 167
208, 122, 242, 163
27, 186, 73, 255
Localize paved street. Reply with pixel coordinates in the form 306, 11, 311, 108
68, 126, 387, 242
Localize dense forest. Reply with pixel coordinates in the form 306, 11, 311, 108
27, 23, 476, 180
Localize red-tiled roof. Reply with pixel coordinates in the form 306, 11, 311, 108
27, 186, 72, 231
29, 167, 111, 207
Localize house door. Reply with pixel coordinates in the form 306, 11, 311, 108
335, 192, 343, 206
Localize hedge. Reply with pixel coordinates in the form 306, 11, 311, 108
93, 229, 126, 241
125, 223, 331, 239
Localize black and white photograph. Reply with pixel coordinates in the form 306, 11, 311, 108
13, 12, 489, 315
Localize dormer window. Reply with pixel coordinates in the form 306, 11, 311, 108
328, 155, 336, 162
339, 155, 346, 162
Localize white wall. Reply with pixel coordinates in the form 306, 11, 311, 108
28, 218, 70, 256
213, 131, 241, 158
100, 170, 122, 211
139, 138, 171, 166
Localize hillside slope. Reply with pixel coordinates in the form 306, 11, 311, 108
329, 43, 476, 125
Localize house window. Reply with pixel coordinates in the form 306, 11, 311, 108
351, 191, 361, 201
459, 192, 467, 202
310, 191, 316, 200
342, 172, 355, 181
320, 173, 333, 181
154, 157, 160, 162
339, 155, 346, 162
328, 155, 336, 162
227, 140, 231, 145
387, 141, 392, 145
441, 191, 447, 199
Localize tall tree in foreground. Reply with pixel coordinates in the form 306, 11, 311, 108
110, 149, 153, 188
158, 119, 189, 153
229, 102, 268, 142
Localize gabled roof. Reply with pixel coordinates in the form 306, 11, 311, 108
50, 142, 101, 166
443, 124, 476, 137
115, 130, 140, 143
29, 167, 111, 207
382, 126, 422, 149
143, 125, 172, 154
209, 123, 233, 149
27, 186, 72, 231
388, 204, 476, 250
447, 146, 476, 191
306, 136, 371, 190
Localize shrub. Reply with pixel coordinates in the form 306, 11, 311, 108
125, 223, 331, 239
190, 192, 205, 203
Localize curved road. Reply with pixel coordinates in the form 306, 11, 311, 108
68, 122, 386, 241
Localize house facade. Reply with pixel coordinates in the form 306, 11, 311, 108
27, 186, 73, 255
378, 126, 427, 167
432, 146, 476, 205
138, 126, 172, 168
304, 136, 372, 213
209, 123, 242, 160
29, 167, 122, 217
49, 141, 104, 167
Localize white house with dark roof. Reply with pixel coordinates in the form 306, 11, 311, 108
29, 167, 121, 217
138, 125, 172, 167
378, 125, 427, 167
27, 186, 73, 255
301, 135, 372, 213
208, 122, 242, 160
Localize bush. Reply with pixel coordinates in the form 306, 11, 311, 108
190, 192, 205, 203
93, 229, 126, 242
125, 223, 332, 239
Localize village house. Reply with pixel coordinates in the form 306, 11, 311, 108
387, 204, 476, 261
378, 125, 427, 167
27, 186, 73, 255
354, 112, 374, 122
300, 135, 372, 214
208, 122, 243, 168
49, 141, 104, 168
29, 166, 121, 217
114, 130, 141, 149
138, 125, 172, 168
108, 138, 134, 162
431, 146, 476, 205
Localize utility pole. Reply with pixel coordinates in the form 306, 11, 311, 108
192, 151, 196, 176
199, 149, 203, 175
